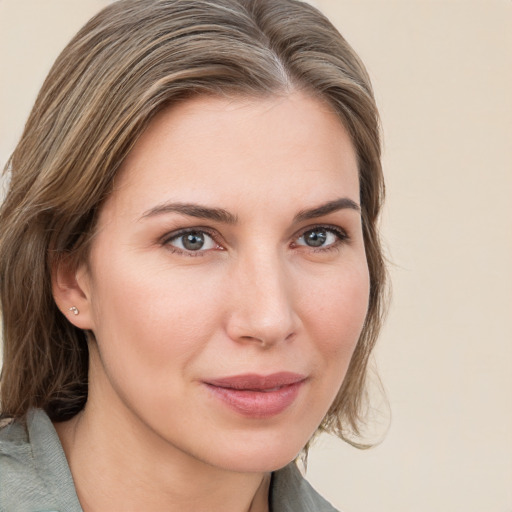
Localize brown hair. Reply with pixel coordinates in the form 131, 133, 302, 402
0, 0, 385, 447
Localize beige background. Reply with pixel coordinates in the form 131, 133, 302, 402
1, 1, 511, 511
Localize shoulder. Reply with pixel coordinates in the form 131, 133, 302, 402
0, 411, 51, 511
0, 409, 81, 512
0, 415, 39, 490
271, 462, 340, 512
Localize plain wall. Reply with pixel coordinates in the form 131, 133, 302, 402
1, 1, 511, 511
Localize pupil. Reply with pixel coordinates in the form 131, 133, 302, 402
305, 229, 327, 247
183, 232, 204, 250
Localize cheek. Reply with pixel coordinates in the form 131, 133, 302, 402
300, 260, 370, 367
289, 259, 370, 435
86, 259, 231, 424
88, 254, 227, 372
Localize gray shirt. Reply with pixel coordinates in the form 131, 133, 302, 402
0, 409, 339, 512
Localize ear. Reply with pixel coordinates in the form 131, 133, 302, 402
51, 254, 95, 331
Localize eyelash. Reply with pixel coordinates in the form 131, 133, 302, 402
161, 227, 220, 257
293, 224, 349, 253
161, 225, 349, 257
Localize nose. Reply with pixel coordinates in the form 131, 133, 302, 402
225, 251, 299, 348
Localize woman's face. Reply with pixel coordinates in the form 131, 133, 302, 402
70, 93, 369, 472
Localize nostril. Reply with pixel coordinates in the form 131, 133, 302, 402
239, 335, 270, 348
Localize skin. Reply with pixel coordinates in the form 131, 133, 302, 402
53, 92, 370, 512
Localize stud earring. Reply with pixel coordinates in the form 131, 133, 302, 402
69, 306, 79, 316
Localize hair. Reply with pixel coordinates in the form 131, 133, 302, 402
0, 0, 386, 447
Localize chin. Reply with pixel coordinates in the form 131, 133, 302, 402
197, 427, 310, 474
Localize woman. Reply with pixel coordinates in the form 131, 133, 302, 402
0, 0, 386, 510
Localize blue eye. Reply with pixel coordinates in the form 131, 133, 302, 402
296, 227, 343, 248
167, 231, 217, 252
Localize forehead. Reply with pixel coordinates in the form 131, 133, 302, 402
107, 92, 360, 219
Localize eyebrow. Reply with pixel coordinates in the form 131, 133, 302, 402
141, 202, 238, 224
294, 197, 360, 222
140, 197, 360, 224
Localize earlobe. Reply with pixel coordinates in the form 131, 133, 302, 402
51, 254, 95, 330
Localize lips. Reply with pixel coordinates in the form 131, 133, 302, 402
204, 372, 306, 418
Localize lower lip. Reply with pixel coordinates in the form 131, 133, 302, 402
205, 381, 304, 418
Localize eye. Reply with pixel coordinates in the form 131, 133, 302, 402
295, 227, 346, 249
165, 230, 218, 253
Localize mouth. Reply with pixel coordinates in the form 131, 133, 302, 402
203, 372, 307, 418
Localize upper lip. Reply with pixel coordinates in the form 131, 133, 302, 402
204, 372, 307, 391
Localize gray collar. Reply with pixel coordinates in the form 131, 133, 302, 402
271, 461, 339, 512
